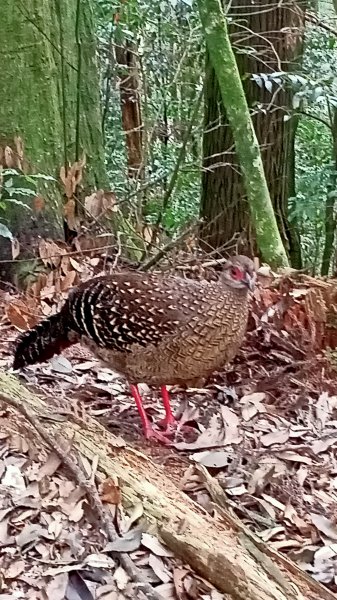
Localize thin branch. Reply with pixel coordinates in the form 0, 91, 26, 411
142, 86, 203, 259
17, 2, 78, 72
305, 11, 337, 39
140, 222, 198, 272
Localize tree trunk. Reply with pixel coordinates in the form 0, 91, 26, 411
115, 41, 144, 179
1, 372, 336, 600
0, 0, 108, 279
322, 0, 337, 275
321, 107, 337, 276
197, 0, 289, 268
200, 0, 305, 267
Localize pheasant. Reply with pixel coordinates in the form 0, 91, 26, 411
13, 255, 255, 443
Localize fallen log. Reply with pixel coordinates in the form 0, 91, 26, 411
0, 372, 334, 600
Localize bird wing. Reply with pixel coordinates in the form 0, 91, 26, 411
67, 273, 201, 352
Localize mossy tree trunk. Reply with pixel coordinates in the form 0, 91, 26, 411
323, 0, 337, 276
197, 0, 289, 268
199, 0, 305, 267
0, 0, 108, 279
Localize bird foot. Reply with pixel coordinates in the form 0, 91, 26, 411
144, 427, 173, 445
157, 417, 196, 436
157, 414, 177, 431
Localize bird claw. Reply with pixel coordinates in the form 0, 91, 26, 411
157, 415, 177, 431
157, 417, 196, 437
144, 427, 173, 445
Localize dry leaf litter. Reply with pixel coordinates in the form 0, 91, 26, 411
2, 240, 337, 596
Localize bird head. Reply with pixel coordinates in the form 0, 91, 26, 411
221, 255, 256, 291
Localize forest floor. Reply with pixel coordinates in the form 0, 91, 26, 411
2, 247, 337, 599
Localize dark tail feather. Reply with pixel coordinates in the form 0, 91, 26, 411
13, 310, 75, 370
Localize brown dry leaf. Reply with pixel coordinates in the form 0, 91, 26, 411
45, 572, 69, 600
11, 237, 20, 259
39, 239, 65, 268
315, 392, 331, 429
221, 406, 241, 445
2, 465, 26, 491
50, 355, 73, 374
283, 504, 309, 534
297, 465, 308, 486
174, 413, 225, 451
4, 145, 15, 167
271, 539, 303, 551
260, 429, 289, 447
68, 500, 85, 523
141, 533, 174, 557
60, 270, 77, 292
64, 199, 78, 231
60, 159, 85, 198
311, 513, 337, 541
69, 257, 83, 272
155, 583, 176, 600
276, 451, 312, 465
122, 502, 144, 533
96, 584, 121, 599
257, 498, 276, 520
191, 450, 232, 468
114, 566, 129, 591
4, 559, 26, 580
259, 526, 285, 542
240, 392, 266, 421
13, 136, 24, 167
149, 554, 172, 584
143, 225, 154, 244
0, 518, 14, 545
226, 484, 246, 496
36, 452, 62, 480
261, 493, 286, 511
10, 434, 29, 454
173, 568, 189, 600
85, 190, 100, 217
84, 190, 106, 218
104, 527, 142, 553
248, 463, 277, 495
33, 194, 45, 213
312, 436, 337, 454
101, 479, 122, 505
16, 524, 50, 549
84, 553, 115, 569
6, 299, 38, 330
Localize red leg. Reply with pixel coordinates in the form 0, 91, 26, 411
129, 385, 171, 445
160, 385, 176, 429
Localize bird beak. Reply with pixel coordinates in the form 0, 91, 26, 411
245, 273, 256, 291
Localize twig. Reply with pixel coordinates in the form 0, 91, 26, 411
0, 391, 164, 600
305, 11, 337, 39
145, 86, 203, 256
112, 231, 123, 269
176, 256, 228, 271
140, 222, 198, 272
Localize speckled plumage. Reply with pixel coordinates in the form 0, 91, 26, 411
13, 256, 255, 442
13, 256, 255, 388
77, 273, 250, 387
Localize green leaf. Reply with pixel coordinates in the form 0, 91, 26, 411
26, 174, 56, 182
4, 196, 32, 209
265, 80, 273, 93
0, 223, 13, 240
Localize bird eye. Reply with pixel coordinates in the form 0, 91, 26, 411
231, 266, 243, 280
